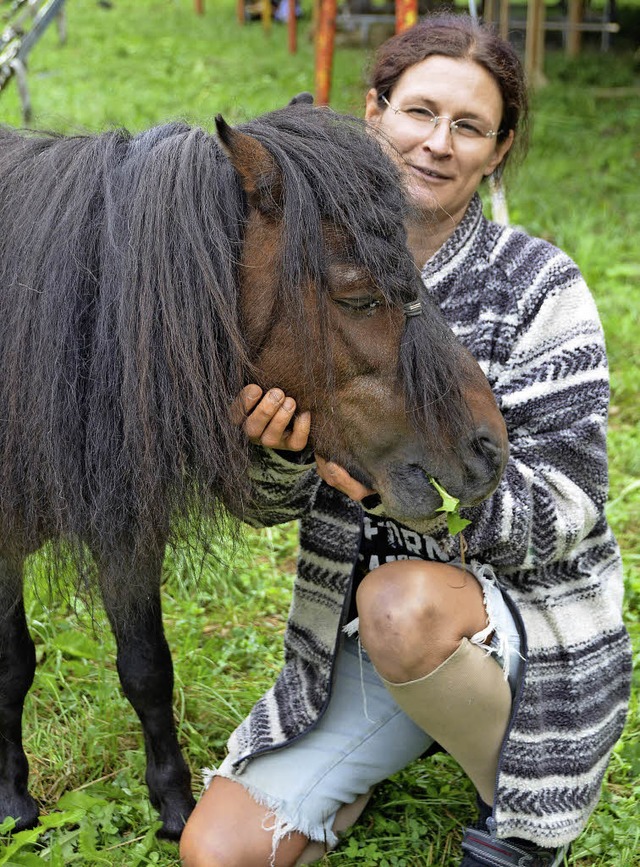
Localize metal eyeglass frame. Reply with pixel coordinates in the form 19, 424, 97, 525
380, 94, 500, 140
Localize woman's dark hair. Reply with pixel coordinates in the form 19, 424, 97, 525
369, 13, 529, 167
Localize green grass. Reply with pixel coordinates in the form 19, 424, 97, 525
1, 1, 639, 864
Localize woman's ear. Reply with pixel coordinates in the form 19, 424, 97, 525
484, 129, 515, 177
365, 88, 383, 123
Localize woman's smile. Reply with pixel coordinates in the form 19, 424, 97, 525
407, 162, 452, 182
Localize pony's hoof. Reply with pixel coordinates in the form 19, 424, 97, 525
0, 791, 40, 832
155, 794, 196, 840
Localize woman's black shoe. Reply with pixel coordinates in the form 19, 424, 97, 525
460, 800, 569, 867
460, 828, 569, 866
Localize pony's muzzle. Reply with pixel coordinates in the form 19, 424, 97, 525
460, 427, 509, 505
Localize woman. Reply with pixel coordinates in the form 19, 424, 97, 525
180, 14, 631, 867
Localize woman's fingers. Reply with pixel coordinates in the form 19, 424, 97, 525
243, 388, 289, 443
316, 456, 376, 501
235, 385, 311, 451
230, 384, 263, 426
285, 409, 312, 451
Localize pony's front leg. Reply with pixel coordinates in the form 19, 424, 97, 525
0, 552, 38, 831
97, 545, 195, 839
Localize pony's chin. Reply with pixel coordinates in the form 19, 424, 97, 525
377, 490, 444, 530
332, 460, 443, 526
368, 469, 444, 530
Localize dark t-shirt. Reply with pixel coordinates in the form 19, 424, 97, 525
347, 513, 449, 622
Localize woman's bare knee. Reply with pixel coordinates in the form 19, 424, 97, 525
356, 561, 487, 681
179, 776, 308, 867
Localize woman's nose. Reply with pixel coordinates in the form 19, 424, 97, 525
423, 120, 453, 155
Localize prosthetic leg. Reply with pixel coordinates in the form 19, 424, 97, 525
381, 638, 512, 806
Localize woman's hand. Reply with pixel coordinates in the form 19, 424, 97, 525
234, 386, 376, 499
315, 456, 376, 502
235, 385, 311, 451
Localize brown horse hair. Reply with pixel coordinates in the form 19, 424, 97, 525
0, 104, 469, 574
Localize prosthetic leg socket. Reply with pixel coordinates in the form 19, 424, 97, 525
381, 637, 512, 806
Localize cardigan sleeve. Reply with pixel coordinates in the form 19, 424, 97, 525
460, 253, 611, 569
240, 445, 320, 529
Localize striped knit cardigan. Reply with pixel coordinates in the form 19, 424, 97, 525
223, 194, 632, 847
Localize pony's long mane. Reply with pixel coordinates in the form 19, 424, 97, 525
0, 105, 467, 557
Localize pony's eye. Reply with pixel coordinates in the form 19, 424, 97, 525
333, 296, 383, 315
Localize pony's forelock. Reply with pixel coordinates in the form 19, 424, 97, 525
242, 106, 473, 453
240, 106, 419, 306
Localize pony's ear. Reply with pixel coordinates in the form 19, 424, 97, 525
287, 91, 314, 106
215, 115, 284, 215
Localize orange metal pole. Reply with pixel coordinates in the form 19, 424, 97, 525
395, 0, 417, 33
288, 0, 297, 52
314, 0, 336, 105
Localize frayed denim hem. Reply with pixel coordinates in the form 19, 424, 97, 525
467, 561, 512, 679
201, 765, 339, 867
459, 559, 525, 696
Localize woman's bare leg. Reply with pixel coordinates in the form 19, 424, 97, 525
179, 776, 309, 867
357, 560, 490, 682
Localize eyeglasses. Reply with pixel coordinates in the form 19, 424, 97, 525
380, 95, 500, 141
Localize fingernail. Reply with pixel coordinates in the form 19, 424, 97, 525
246, 384, 262, 399
283, 398, 295, 412
268, 389, 284, 403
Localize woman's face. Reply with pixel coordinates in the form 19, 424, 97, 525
365, 55, 514, 224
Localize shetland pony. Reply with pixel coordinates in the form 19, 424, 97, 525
0, 104, 507, 836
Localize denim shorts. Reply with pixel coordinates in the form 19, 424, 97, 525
211, 563, 523, 860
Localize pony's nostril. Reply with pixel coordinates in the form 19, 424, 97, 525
473, 433, 504, 469
458, 433, 507, 506
467, 429, 508, 484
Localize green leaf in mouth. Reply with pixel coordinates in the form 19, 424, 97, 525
429, 477, 472, 536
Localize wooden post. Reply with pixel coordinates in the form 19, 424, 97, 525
315, 0, 336, 105
237, 0, 245, 25
483, 0, 497, 25
499, 0, 510, 40
262, 0, 272, 34
567, 0, 583, 57
484, 0, 511, 41
395, 0, 417, 33
525, 0, 546, 87
194, 0, 204, 14
288, 0, 297, 52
